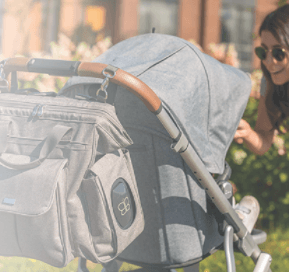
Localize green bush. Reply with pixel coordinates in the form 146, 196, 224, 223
226, 97, 289, 228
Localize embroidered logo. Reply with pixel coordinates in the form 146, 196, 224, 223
118, 197, 130, 216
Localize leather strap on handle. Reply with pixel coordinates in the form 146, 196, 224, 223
78, 62, 162, 113
2, 58, 29, 74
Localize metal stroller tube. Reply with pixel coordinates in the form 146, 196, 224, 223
156, 105, 272, 272
224, 226, 236, 272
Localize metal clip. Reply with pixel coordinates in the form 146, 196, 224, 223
37, 105, 45, 116
96, 67, 117, 102
32, 104, 41, 117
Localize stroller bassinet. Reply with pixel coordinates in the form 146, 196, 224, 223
59, 34, 272, 272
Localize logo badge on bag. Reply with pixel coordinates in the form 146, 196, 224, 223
112, 178, 135, 229
2, 198, 16, 206
118, 197, 130, 216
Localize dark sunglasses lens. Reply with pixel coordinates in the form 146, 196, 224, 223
272, 48, 286, 61
255, 47, 266, 60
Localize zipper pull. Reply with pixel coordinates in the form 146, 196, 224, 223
37, 105, 44, 116
32, 104, 40, 116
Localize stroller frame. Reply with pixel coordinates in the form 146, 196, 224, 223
1, 58, 272, 272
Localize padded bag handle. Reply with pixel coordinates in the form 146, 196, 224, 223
0, 121, 10, 154
0, 122, 72, 170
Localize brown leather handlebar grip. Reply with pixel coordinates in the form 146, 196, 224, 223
2, 58, 29, 74
78, 62, 162, 113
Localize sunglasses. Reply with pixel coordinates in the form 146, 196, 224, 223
255, 46, 287, 62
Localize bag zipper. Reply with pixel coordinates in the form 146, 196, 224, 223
0, 100, 123, 130
0, 99, 132, 145
32, 104, 42, 116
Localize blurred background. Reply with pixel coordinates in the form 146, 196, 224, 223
1, 0, 289, 271
0, 0, 281, 72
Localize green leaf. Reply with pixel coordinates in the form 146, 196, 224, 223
279, 172, 288, 183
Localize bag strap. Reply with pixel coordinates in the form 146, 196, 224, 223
0, 124, 72, 170
0, 120, 11, 153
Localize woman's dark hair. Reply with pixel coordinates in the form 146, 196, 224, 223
259, 4, 289, 132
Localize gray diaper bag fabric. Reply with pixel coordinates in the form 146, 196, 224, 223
0, 92, 144, 267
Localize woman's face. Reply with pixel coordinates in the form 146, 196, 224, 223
261, 30, 289, 85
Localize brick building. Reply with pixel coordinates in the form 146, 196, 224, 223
0, 0, 284, 71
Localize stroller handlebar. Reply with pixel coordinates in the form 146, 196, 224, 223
1, 58, 162, 113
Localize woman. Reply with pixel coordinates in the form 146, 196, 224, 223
234, 4, 289, 155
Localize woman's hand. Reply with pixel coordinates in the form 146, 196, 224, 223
234, 119, 252, 144
233, 96, 274, 155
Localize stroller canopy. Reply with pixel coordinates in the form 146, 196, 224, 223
62, 34, 251, 174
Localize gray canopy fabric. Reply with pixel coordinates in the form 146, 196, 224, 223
61, 33, 251, 174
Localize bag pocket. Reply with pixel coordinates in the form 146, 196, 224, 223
81, 148, 144, 263
0, 154, 72, 267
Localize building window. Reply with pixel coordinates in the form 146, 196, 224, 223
221, 0, 255, 72
86, 6, 106, 32
138, 0, 178, 36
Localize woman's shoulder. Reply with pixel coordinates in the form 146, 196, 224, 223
260, 76, 267, 97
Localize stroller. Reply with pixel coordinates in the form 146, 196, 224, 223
0, 34, 272, 272
61, 33, 272, 272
